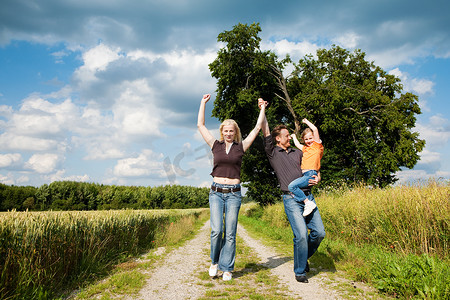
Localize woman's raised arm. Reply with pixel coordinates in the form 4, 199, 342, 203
197, 94, 215, 148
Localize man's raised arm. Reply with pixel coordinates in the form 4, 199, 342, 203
258, 98, 271, 137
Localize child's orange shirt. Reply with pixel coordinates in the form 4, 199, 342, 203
301, 141, 324, 171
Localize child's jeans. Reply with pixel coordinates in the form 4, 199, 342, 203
288, 170, 318, 202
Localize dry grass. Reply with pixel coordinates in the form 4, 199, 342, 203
0, 208, 206, 299
318, 180, 449, 258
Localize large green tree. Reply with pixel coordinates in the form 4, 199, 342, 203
209, 23, 286, 204
209, 23, 425, 204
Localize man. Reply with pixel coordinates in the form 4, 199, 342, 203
259, 99, 326, 283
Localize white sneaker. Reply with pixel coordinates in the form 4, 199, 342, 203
209, 264, 218, 277
223, 271, 232, 281
303, 201, 317, 217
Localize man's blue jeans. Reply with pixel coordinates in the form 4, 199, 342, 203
288, 170, 318, 202
282, 192, 326, 276
209, 182, 242, 272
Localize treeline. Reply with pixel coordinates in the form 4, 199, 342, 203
0, 181, 209, 211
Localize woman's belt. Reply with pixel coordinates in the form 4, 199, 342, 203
211, 186, 241, 193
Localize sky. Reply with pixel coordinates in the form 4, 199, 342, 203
0, 0, 449, 189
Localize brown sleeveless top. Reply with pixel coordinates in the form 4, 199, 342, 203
210, 140, 244, 179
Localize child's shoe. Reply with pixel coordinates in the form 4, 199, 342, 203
303, 201, 317, 217
223, 271, 232, 281
209, 264, 218, 277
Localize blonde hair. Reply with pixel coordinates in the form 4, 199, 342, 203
301, 128, 313, 142
219, 119, 242, 143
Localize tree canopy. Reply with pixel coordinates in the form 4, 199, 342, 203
209, 23, 425, 205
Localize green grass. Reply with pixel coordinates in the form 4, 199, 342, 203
74, 270, 146, 299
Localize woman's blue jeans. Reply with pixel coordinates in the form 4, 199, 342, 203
209, 182, 242, 272
282, 192, 326, 276
288, 170, 318, 202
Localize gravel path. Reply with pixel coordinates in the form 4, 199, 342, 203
136, 220, 374, 299
137, 221, 211, 300
237, 223, 342, 299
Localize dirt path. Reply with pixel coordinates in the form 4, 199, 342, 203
237, 224, 342, 299
136, 220, 375, 299
137, 221, 211, 300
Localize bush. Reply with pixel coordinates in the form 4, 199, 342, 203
261, 203, 289, 228
240, 202, 264, 218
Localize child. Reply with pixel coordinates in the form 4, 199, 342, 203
289, 118, 324, 217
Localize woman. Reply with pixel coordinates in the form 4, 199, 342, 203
197, 94, 266, 281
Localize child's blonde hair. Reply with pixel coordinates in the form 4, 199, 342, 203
219, 119, 242, 143
301, 128, 313, 142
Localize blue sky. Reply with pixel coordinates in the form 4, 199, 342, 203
0, 0, 449, 188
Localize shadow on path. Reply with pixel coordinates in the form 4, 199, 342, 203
232, 255, 293, 279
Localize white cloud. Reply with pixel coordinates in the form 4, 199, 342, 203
0, 153, 22, 168
395, 169, 432, 184
417, 149, 441, 164
387, 68, 435, 113
83, 43, 122, 71
415, 115, 450, 148
394, 108, 450, 184
25, 153, 61, 173
0, 96, 77, 151
12, 110, 62, 137
16, 176, 30, 185
0, 173, 15, 185
161, 49, 218, 96
368, 45, 423, 69
0, 97, 78, 153
113, 149, 164, 178
67, 45, 217, 164
435, 170, 450, 178
198, 180, 211, 188
0, 105, 13, 129
0, 105, 13, 116
396, 168, 450, 185
429, 114, 450, 127
410, 78, 434, 95
128, 47, 217, 103
332, 32, 360, 49
112, 80, 164, 137
388, 68, 434, 95
70, 80, 167, 160
263, 39, 319, 63
72, 44, 124, 100
45, 85, 73, 100
261, 39, 320, 76
83, 146, 124, 160
44, 170, 91, 183
0, 133, 59, 151
397, 115, 450, 183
